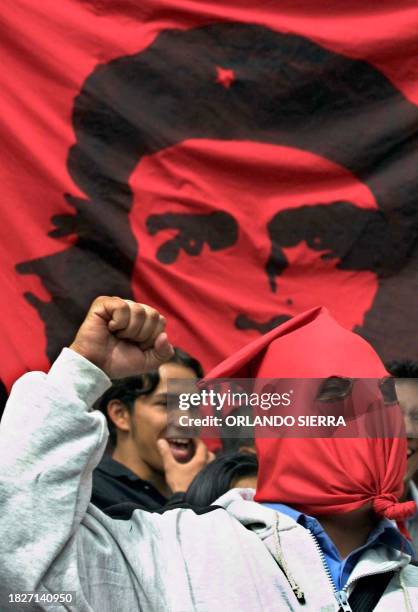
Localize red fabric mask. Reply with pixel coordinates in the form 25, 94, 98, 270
205, 307, 416, 534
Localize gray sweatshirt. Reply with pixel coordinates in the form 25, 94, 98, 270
0, 348, 417, 612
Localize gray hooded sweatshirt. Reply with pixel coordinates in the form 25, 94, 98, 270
0, 349, 417, 611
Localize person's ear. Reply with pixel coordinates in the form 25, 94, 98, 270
106, 399, 132, 435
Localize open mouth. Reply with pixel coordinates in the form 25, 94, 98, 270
166, 438, 195, 463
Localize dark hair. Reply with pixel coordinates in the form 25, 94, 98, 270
16, 23, 418, 366
386, 360, 418, 379
220, 405, 255, 453
96, 347, 203, 446
185, 452, 258, 507
169, 346, 204, 379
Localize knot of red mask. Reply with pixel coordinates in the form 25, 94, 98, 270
373, 493, 416, 539
373, 493, 416, 521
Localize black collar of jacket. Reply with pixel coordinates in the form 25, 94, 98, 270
97, 453, 145, 482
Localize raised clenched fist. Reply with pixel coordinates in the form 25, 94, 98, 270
69, 296, 174, 378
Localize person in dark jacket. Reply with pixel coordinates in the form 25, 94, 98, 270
92, 346, 213, 511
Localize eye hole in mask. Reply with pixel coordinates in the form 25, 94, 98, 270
378, 376, 398, 405
316, 376, 354, 402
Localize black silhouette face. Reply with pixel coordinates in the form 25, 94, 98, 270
129, 140, 379, 345
16, 23, 418, 364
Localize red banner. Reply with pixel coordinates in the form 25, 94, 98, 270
1, 1, 418, 392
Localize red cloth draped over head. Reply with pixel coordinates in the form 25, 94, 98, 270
205, 307, 416, 534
